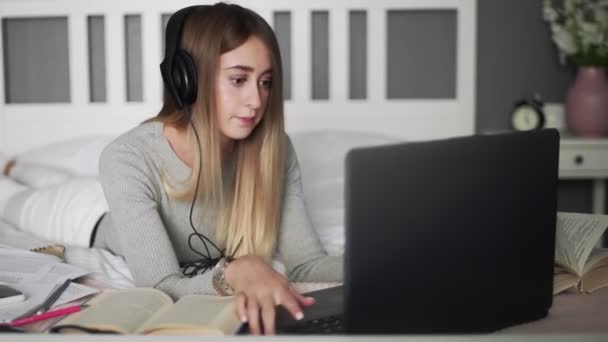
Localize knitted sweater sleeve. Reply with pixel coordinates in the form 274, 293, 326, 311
98, 141, 217, 299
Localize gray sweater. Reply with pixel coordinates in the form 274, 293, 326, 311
94, 121, 342, 299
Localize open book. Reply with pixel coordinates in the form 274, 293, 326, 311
553, 212, 608, 295
51, 288, 241, 335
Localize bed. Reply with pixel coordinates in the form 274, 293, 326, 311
0, 0, 475, 283
3, 132, 608, 336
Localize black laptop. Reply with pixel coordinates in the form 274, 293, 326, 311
276, 129, 560, 334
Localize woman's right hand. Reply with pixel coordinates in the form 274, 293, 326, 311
224, 255, 315, 335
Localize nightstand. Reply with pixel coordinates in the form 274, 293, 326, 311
559, 137, 608, 214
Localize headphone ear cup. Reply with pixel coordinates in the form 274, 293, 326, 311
172, 50, 198, 106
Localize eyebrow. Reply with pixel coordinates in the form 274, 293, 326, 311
225, 65, 272, 74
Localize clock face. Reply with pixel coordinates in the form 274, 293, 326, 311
511, 105, 541, 131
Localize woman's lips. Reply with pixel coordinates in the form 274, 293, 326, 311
237, 117, 255, 126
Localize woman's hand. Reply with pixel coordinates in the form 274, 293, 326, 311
224, 255, 315, 335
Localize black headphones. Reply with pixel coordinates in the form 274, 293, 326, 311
160, 6, 209, 109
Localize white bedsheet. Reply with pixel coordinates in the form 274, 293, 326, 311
0, 218, 134, 289
0, 218, 339, 295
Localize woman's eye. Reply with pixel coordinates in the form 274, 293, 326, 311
230, 77, 247, 87
259, 79, 272, 89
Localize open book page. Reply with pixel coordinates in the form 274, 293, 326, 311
136, 294, 239, 335
555, 212, 608, 275
581, 248, 608, 293
553, 266, 579, 295
58, 288, 172, 334
582, 248, 608, 274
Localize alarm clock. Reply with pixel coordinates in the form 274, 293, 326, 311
511, 97, 545, 131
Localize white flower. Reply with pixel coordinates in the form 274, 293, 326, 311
580, 23, 603, 49
552, 26, 578, 55
543, 0, 608, 65
564, 0, 576, 15
580, 22, 599, 35
543, 6, 558, 21
594, 8, 608, 27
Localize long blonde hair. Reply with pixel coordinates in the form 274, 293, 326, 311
153, 3, 286, 260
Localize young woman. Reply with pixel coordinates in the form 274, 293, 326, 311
91, 3, 342, 335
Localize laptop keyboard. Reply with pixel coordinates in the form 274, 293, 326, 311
284, 314, 345, 334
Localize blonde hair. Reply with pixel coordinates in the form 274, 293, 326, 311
152, 3, 285, 260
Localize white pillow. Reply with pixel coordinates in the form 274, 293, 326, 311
0, 175, 28, 214
10, 164, 74, 188
290, 131, 399, 255
15, 136, 114, 177
3, 177, 108, 248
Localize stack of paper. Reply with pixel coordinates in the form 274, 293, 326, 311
0, 246, 99, 322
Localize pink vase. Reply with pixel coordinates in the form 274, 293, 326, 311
565, 67, 608, 137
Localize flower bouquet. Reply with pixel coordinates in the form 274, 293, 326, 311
543, 0, 608, 137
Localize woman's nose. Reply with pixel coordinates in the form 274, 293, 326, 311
246, 83, 262, 109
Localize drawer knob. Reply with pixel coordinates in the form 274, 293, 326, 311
574, 155, 584, 165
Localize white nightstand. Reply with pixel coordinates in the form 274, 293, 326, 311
559, 137, 608, 214
544, 103, 608, 214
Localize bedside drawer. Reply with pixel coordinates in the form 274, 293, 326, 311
560, 148, 608, 171
559, 139, 608, 179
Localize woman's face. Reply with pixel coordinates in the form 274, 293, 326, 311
215, 35, 272, 144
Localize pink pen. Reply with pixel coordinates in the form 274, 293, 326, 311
9, 305, 84, 327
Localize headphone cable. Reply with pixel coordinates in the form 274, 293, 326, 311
180, 120, 226, 277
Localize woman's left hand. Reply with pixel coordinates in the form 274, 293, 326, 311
224, 255, 315, 335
